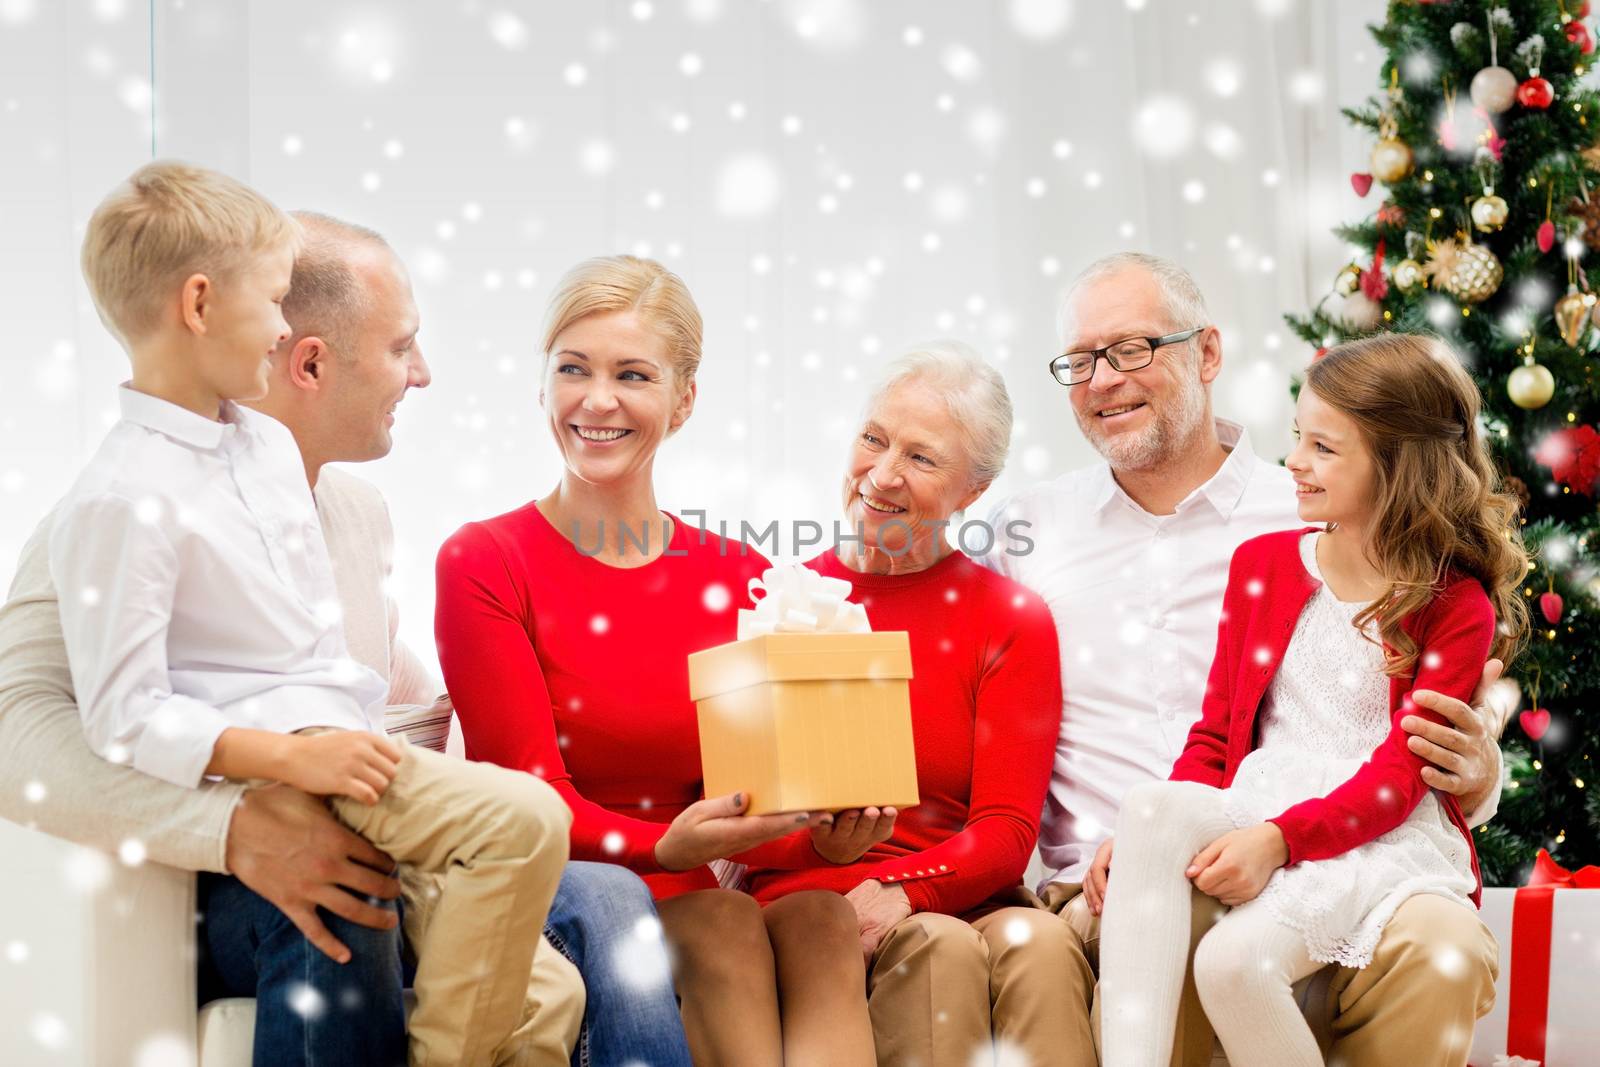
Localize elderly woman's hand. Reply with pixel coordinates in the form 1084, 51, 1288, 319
810, 806, 898, 864
845, 879, 913, 965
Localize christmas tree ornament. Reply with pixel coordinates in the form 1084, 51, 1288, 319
1469, 65, 1518, 113
1334, 263, 1362, 297
1371, 137, 1414, 183
1393, 257, 1426, 293
1518, 76, 1555, 107
1538, 181, 1557, 252
1541, 577, 1565, 624
1573, 186, 1600, 250
1359, 238, 1389, 301
1373, 70, 1414, 183
1566, 19, 1594, 55
1350, 172, 1374, 197
1428, 234, 1502, 303
1535, 421, 1600, 491
1471, 193, 1509, 231
1516, 35, 1554, 109
1471, 16, 1518, 113
1338, 292, 1383, 331
1555, 284, 1596, 347
1519, 706, 1552, 742
1508, 355, 1556, 409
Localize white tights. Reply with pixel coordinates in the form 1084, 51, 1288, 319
1098, 780, 1324, 1067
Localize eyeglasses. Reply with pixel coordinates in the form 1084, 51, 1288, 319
1048, 327, 1206, 386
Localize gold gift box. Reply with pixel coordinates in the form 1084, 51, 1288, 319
687, 631, 919, 816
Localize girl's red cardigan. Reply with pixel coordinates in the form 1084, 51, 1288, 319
1169, 528, 1494, 906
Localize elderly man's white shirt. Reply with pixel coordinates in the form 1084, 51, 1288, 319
983, 418, 1502, 886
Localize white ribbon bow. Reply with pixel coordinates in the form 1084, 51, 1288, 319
1492, 1055, 1542, 1067
737, 564, 871, 639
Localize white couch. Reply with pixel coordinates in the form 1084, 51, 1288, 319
2, 811, 1508, 1067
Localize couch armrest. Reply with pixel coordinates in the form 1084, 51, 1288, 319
0, 817, 198, 1066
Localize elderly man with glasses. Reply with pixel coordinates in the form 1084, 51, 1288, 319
873, 252, 1505, 1067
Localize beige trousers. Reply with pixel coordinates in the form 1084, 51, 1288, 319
867, 882, 1498, 1067
324, 736, 579, 1067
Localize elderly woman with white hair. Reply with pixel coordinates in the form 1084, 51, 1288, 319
739, 341, 1068, 1066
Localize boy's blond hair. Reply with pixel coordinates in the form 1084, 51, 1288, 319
81, 160, 300, 345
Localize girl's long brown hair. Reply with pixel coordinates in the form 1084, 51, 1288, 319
1304, 333, 1529, 676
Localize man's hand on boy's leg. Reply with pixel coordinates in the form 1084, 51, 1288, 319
1405, 658, 1503, 815
225, 782, 400, 963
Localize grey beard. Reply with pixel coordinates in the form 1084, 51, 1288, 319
1079, 375, 1209, 472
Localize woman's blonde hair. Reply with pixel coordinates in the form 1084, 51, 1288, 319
1304, 333, 1529, 675
81, 160, 300, 345
540, 255, 702, 386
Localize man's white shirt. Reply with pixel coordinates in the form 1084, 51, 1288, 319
983, 418, 1502, 887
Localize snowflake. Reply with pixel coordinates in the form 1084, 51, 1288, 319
488, 12, 529, 50
1008, 0, 1071, 41
287, 980, 327, 1020
602, 831, 626, 855
118, 838, 147, 867
1002, 916, 1034, 945
1132, 95, 1196, 159
6, 940, 27, 963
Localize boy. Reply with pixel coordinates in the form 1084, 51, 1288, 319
52, 160, 572, 1066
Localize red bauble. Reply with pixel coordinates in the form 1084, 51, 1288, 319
1519, 76, 1555, 108
1566, 20, 1595, 55
1576, 1, 1593, 17
1539, 219, 1558, 252
1541, 590, 1565, 624
1519, 707, 1552, 742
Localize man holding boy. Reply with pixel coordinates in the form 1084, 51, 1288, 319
871, 253, 1505, 1067
5, 162, 577, 1066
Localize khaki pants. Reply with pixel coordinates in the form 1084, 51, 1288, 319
867, 883, 1497, 1067
322, 735, 579, 1067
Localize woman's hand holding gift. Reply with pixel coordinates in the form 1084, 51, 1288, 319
810, 806, 899, 864
654, 791, 829, 872
1186, 823, 1289, 907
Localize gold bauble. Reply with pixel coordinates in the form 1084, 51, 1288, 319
1442, 242, 1503, 303
1334, 263, 1362, 297
1471, 194, 1509, 232
1371, 137, 1414, 183
1508, 361, 1556, 409
1555, 286, 1597, 347
1393, 258, 1426, 293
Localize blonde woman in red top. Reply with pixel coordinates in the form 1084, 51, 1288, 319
434, 256, 876, 1066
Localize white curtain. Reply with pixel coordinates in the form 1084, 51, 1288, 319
0, 0, 1386, 673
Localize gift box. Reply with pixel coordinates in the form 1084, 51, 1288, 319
686, 565, 919, 815
1468, 852, 1600, 1067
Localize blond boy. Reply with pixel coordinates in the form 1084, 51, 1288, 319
52, 160, 574, 1066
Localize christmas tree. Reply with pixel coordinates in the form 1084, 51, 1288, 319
1287, 0, 1600, 885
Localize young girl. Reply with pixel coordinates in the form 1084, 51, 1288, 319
1097, 333, 1528, 1067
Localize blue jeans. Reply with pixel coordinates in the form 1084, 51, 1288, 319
197, 872, 408, 1067
197, 863, 691, 1067
544, 862, 694, 1067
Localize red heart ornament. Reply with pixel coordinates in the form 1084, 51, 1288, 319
1520, 707, 1552, 741
1576, 1, 1593, 16
1539, 219, 1557, 252
1519, 76, 1555, 109
1540, 591, 1565, 624
1351, 172, 1374, 198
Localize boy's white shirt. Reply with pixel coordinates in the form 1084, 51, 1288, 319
0, 430, 429, 872
48, 386, 388, 788
980, 418, 1504, 888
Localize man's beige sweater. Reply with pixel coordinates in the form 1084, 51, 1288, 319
0, 466, 434, 872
